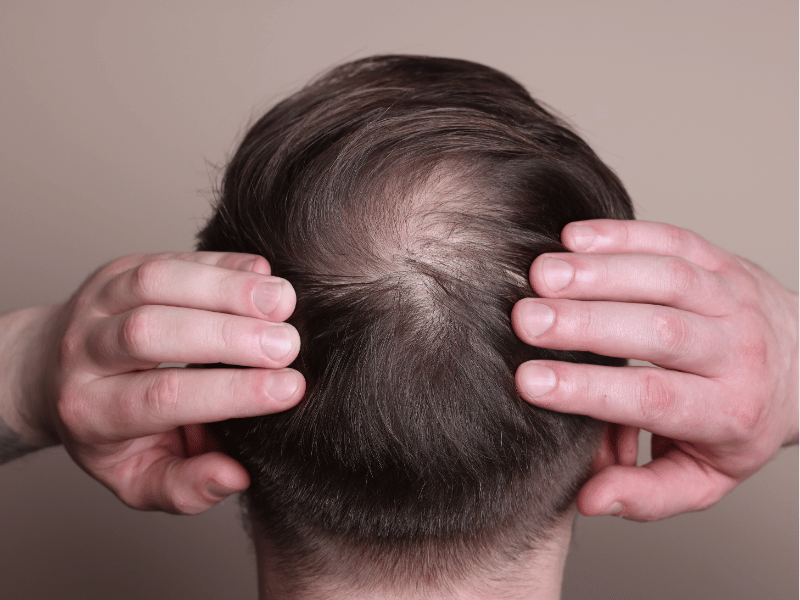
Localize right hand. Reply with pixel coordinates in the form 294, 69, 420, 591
2, 252, 304, 514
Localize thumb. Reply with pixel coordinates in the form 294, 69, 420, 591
578, 449, 736, 521
125, 451, 250, 514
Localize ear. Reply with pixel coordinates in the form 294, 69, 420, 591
589, 423, 618, 476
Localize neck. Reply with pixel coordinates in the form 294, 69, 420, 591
253, 511, 574, 600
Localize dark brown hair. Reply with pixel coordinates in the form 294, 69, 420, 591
198, 55, 633, 588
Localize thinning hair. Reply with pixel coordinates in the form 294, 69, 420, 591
198, 55, 633, 593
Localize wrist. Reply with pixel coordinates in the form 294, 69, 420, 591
0, 305, 62, 447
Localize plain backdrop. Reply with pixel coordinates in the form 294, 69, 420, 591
0, 2, 796, 599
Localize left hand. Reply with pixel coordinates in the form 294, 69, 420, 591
512, 220, 798, 521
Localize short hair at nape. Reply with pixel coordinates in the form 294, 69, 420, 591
198, 55, 633, 589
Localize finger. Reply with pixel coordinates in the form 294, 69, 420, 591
149, 251, 272, 275
561, 220, 735, 272
529, 252, 733, 317
80, 367, 305, 440
88, 306, 300, 371
576, 447, 738, 521
99, 252, 271, 281
514, 361, 730, 443
512, 298, 730, 375
129, 450, 251, 514
98, 259, 296, 321
593, 424, 640, 474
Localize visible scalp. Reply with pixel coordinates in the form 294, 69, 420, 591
197, 54, 635, 587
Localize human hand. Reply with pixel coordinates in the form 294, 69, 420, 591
511, 220, 798, 521
0, 252, 304, 514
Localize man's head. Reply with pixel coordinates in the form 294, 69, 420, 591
198, 55, 633, 596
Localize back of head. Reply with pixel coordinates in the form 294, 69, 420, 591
198, 56, 633, 594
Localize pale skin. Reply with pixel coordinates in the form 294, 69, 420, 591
253, 512, 575, 600
512, 219, 799, 522
0, 251, 305, 514
0, 221, 796, 522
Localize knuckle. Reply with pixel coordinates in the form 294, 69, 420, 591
58, 329, 84, 364
219, 317, 241, 351
101, 256, 130, 276
119, 307, 156, 359
663, 225, 690, 256
574, 303, 597, 339
665, 258, 698, 301
71, 287, 97, 314
725, 396, 764, 442
57, 389, 94, 441
635, 372, 676, 423
103, 254, 146, 280
130, 260, 169, 301
144, 369, 182, 421
736, 330, 769, 368
618, 221, 632, 248
653, 309, 692, 359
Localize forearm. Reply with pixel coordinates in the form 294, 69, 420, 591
0, 305, 60, 456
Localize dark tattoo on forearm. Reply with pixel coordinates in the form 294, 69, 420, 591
0, 416, 39, 465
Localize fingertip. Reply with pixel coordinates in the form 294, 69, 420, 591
265, 368, 306, 409
282, 280, 297, 318
601, 501, 625, 516
190, 460, 250, 512
510, 299, 528, 338
515, 361, 557, 402
205, 471, 249, 501
562, 222, 598, 252
239, 255, 272, 276
576, 466, 631, 517
511, 298, 555, 341
265, 279, 297, 322
254, 278, 296, 321
165, 454, 250, 514
261, 323, 301, 366
526, 257, 550, 297
577, 464, 675, 522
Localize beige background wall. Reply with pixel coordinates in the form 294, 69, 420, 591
0, 2, 796, 598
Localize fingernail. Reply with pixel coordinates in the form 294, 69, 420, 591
520, 301, 555, 338
601, 501, 624, 516
541, 258, 574, 292
262, 326, 294, 361
239, 257, 260, 272
206, 479, 235, 499
254, 281, 285, 317
517, 363, 556, 397
267, 370, 301, 402
570, 225, 596, 251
